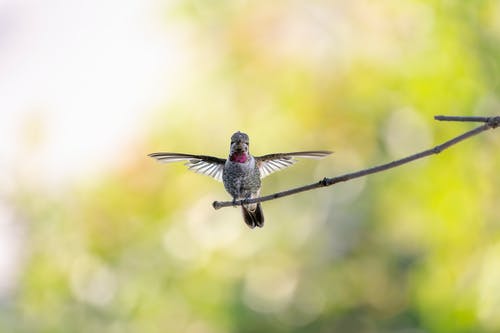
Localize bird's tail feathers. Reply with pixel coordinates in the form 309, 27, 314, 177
242, 203, 264, 229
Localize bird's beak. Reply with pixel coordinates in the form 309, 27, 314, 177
234, 141, 247, 152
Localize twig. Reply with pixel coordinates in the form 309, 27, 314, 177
212, 115, 500, 210
435, 115, 500, 123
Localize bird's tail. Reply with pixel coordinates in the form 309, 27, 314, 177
242, 203, 264, 229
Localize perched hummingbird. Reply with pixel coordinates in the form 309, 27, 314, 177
148, 131, 332, 229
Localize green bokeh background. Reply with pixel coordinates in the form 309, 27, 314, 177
5, 1, 500, 332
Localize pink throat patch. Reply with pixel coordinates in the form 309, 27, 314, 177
230, 152, 248, 163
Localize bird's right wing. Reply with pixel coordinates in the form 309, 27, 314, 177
148, 152, 226, 182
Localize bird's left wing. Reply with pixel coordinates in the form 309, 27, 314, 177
255, 151, 333, 179
148, 152, 226, 182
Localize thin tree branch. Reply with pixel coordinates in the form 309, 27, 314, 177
212, 115, 500, 210
435, 115, 500, 123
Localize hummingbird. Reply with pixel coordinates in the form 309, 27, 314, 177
148, 131, 332, 229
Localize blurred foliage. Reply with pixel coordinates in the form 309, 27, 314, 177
4, 0, 500, 332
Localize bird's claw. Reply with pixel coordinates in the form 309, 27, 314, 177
232, 197, 251, 207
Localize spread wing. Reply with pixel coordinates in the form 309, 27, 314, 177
148, 152, 226, 182
255, 151, 332, 179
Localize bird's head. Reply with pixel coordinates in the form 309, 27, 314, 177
229, 131, 250, 163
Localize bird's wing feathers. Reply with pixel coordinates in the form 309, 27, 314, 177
148, 152, 226, 182
149, 150, 332, 181
255, 151, 332, 179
